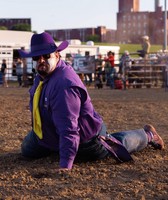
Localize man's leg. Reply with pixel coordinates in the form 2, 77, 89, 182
21, 130, 51, 158
111, 128, 148, 153
77, 123, 109, 161
111, 124, 165, 153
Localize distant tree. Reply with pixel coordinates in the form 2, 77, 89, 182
11, 23, 31, 32
86, 34, 100, 42
0, 26, 7, 30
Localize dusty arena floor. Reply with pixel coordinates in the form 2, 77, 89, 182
0, 85, 168, 200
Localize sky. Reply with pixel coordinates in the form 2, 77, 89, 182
0, 0, 167, 33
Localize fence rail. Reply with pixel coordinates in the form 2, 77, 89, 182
0, 55, 168, 89
126, 63, 166, 88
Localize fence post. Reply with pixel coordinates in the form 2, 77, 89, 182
164, 65, 168, 91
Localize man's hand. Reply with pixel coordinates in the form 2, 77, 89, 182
56, 168, 71, 172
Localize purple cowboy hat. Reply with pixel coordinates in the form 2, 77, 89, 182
19, 32, 69, 58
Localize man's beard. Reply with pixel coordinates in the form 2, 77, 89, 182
36, 63, 50, 77
37, 69, 49, 76
36, 57, 57, 77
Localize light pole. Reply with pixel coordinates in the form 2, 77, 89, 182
164, 0, 167, 50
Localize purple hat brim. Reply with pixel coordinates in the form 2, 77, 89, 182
19, 40, 69, 58
57, 41, 69, 52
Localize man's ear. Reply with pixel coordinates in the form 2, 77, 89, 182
55, 52, 60, 58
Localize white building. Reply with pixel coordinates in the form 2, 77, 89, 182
0, 30, 120, 80
0, 30, 33, 80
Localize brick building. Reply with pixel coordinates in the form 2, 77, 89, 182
45, 26, 116, 43
117, 0, 167, 44
0, 18, 31, 30
46, 0, 168, 45
0, 0, 167, 45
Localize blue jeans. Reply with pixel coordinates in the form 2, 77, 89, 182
21, 131, 52, 158
98, 123, 148, 152
21, 124, 148, 160
17, 74, 22, 86
111, 129, 148, 153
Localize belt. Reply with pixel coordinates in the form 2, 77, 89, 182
98, 135, 133, 162
79, 133, 133, 163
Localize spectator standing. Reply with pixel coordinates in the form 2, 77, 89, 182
16, 58, 23, 87
104, 51, 116, 88
119, 50, 132, 75
22, 58, 28, 87
137, 35, 151, 59
95, 54, 103, 79
141, 35, 151, 59
118, 50, 132, 89
1, 59, 8, 87
104, 51, 115, 67
20, 47, 28, 87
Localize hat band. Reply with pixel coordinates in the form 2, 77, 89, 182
31, 43, 57, 53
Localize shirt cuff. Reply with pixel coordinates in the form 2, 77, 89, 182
59, 158, 74, 170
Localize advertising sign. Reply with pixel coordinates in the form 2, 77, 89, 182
72, 56, 95, 74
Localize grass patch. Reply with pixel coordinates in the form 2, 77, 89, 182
94, 43, 163, 56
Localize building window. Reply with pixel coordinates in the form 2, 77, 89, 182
65, 30, 70, 39
80, 29, 85, 41
144, 23, 147, 28
123, 15, 126, 21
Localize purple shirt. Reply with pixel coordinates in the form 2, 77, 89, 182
29, 60, 103, 169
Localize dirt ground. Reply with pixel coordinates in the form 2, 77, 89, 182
0, 85, 168, 200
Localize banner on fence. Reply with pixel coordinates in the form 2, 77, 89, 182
72, 56, 95, 74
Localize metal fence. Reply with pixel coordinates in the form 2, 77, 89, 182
0, 54, 168, 89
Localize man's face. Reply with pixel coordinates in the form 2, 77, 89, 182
32, 52, 59, 77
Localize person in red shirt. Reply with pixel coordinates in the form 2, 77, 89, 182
104, 51, 115, 67
104, 51, 116, 88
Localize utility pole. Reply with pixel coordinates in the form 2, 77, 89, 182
164, 0, 167, 50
